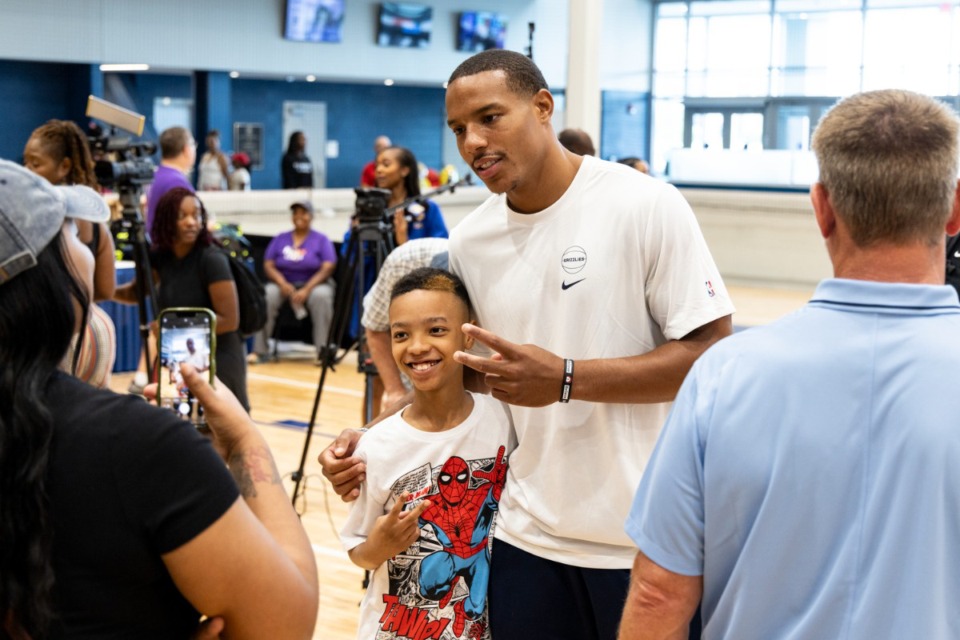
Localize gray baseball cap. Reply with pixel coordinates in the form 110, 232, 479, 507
0, 158, 110, 286
290, 200, 314, 214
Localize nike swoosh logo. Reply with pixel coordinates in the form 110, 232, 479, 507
955, 251, 960, 258
561, 278, 585, 290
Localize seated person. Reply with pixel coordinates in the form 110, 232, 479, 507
340, 267, 516, 639
253, 200, 337, 361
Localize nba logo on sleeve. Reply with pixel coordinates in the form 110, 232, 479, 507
705, 280, 716, 297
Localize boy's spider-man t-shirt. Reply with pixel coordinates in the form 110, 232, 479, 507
341, 393, 517, 640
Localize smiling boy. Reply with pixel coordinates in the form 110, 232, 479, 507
340, 267, 516, 640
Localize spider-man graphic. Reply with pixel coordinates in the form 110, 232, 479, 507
417, 445, 507, 637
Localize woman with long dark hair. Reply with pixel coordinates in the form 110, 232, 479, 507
281, 130, 313, 189
22, 119, 117, 388
115, 187, 249, 410
374, 145, 448, 245
0, 159, 317, 639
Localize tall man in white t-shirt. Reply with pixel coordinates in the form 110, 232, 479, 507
320, 50, 734, 639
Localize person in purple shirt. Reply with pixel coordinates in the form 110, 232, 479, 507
253, 200, 337, 362
145, 126, 196, 231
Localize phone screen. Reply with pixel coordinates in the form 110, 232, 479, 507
157, 308, 216, 426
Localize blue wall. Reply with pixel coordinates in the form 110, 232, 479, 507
0, 59, 650, 187
0, 60, 449, 189
0, 60, 97, 163
231, 79, 446, 189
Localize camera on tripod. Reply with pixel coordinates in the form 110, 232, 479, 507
353, 187, 393, 226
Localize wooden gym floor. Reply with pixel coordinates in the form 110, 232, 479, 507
106, 283, 813, 640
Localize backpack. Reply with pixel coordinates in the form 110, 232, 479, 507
213, 225, 268, 337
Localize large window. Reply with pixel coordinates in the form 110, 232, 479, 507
652, 0, 960, 183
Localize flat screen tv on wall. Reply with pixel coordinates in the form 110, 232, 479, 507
457, 11, 508, 52
377, 3, 433, 49
284, 0, 345, 43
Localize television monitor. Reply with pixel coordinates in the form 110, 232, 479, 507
284, 0, 345, 43
457, 11, 508, 52
377, 3, 433, 49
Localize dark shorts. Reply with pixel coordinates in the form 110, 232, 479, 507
488, 538, 630, 640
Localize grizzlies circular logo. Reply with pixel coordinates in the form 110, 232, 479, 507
561, 246, 587, 274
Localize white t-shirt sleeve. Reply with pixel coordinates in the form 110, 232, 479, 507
643, 183, 735, 340
338, 441, 384, 552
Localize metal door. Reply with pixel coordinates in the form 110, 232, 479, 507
282, 101, 327, 188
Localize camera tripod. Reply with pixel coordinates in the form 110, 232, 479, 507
290, 188, 397, 507
111, 184, 159, 381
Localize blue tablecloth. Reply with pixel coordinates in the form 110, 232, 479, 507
99, 262, 143, 373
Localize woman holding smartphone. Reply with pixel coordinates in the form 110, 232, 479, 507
115, 187, 249, 410
0, 159, 317, 639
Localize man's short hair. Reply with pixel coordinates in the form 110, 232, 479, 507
812, 89, 960, 247
159, 126, 192, 160
447, 49, 547, 98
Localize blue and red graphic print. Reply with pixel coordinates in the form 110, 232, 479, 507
377, 446, 508, 640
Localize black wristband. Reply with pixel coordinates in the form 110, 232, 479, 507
560, 358, 574, 403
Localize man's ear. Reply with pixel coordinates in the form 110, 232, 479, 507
946, 179, 960, 236
533, 88, 554, 123
811, 182, 836, 239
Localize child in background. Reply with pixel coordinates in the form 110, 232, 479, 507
340, 267, 516, 640
229, 152, 252, 191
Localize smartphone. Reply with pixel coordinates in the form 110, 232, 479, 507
157, 307, 216, 426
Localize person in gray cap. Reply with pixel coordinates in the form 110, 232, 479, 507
0, 159, 318, 639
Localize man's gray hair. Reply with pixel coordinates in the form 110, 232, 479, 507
812, 89, 959, 247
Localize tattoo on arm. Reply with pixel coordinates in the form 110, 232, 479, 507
228, 446, 282, 498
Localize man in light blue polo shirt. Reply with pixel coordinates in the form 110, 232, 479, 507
619, 89, 960, 639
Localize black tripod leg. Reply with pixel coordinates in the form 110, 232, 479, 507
290, 229, 364, 507
289, 221, 395, 509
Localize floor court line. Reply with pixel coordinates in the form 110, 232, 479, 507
247, 371, 365, 397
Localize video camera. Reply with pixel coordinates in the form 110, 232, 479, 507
90, 135, 157, 188
352, 174, 474, 228
353, 187, 392, 226
85, 96, 156, 192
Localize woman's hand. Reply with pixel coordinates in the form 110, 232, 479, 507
145, 364, 254, 461
290, 287, 309, 306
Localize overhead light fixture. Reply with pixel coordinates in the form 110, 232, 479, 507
99, 63, 150, 72
229, 71, 240, 79
384, 79, 395, 86
306, 75, 317, 82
